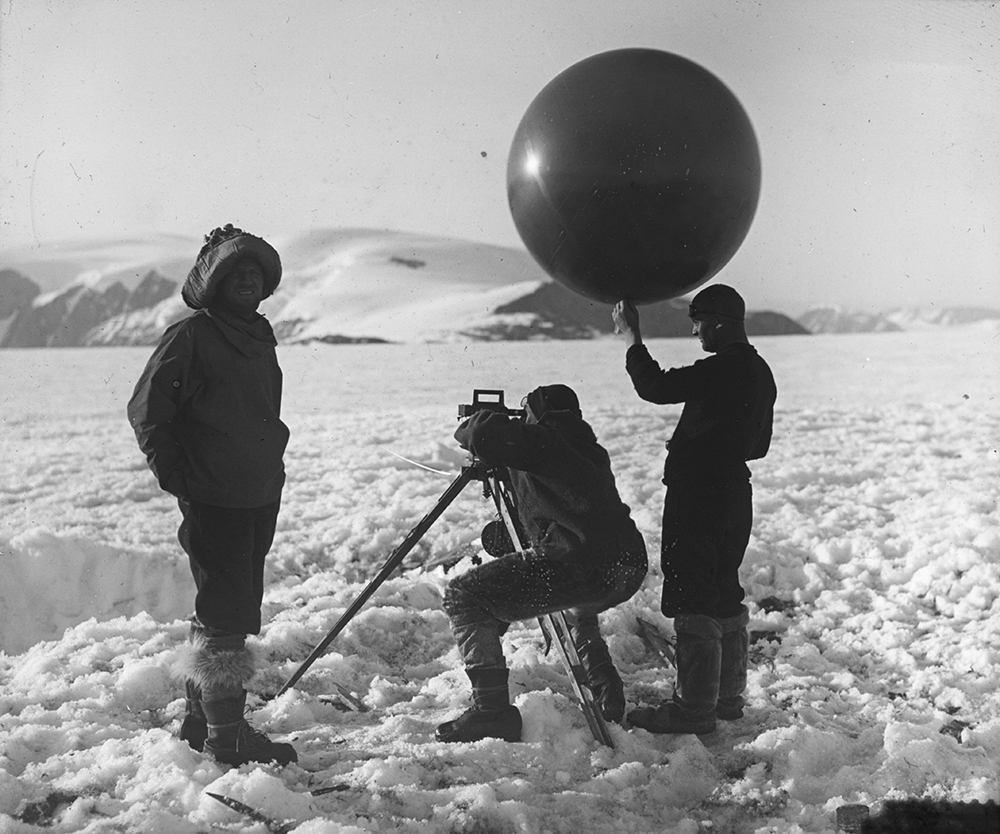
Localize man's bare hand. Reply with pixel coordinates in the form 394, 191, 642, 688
612, 299, 642, 346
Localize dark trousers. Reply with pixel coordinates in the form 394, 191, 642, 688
660, 482, 752, 619
178, 498, 280, 635
443, 544, 647, 669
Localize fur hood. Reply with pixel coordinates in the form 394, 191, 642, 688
181, 224, 282, 310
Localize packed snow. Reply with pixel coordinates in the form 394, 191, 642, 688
1, 326, 998, 833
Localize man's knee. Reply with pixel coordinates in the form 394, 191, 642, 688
441, 582, 463, 617
443, 581, 489, 625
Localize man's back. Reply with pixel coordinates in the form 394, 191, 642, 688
455, 402, 643, 565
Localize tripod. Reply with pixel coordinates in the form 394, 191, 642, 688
276, 455, 615, 748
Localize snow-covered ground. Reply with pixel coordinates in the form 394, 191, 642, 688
1, 326, 998, 833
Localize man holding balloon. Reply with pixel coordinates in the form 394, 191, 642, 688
612, 286, 776, 735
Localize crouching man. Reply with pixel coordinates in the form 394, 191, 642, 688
436, 385, 648, 743
127, 224, 296, 766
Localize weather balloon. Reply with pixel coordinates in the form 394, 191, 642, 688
507, 48, 761, 304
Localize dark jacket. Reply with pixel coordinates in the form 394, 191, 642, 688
127, 308, 289, 509
454, 409, 645, 569
625, 342, 776, 491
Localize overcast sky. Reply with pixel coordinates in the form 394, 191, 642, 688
1, 0, 997, 314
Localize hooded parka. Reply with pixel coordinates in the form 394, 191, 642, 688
127, 307, 289, 509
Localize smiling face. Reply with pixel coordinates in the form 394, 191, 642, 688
216, 257, 265, 318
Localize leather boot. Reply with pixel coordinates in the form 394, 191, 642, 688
717, 605, 750, 720
435, 667, 522, 743
202, 691, 297, 766
179, 679, 207, 751
576, 639, 626, 723
182, 629, 296, 765
628, 614, 722, 736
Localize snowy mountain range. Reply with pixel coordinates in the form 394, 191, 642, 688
0, 229, 804, 347
798, 305, 1000, 334
2, 228, 991, 346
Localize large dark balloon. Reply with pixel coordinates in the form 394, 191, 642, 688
507, 48, 761, 304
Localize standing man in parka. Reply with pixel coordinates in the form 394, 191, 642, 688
436, 384, 648, 743
612, 284, 776, 736
127, 224, 296, 766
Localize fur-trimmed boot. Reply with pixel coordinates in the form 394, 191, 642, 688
184, 633, 297, 766
576, 638, 626, 723
179, 679, 207, 751
627, 614, 722, 736
435, 667, 522, 743
717, 605, 750, 720
202, 691, 297, 767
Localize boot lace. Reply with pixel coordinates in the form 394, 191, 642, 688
234, 707, 283, 754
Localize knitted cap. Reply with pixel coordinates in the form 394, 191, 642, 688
181, 224, 282, 310
525, 384, 582, 419
688, 284, 746, 321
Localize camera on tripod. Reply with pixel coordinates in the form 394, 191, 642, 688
458, 389, 526, 420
